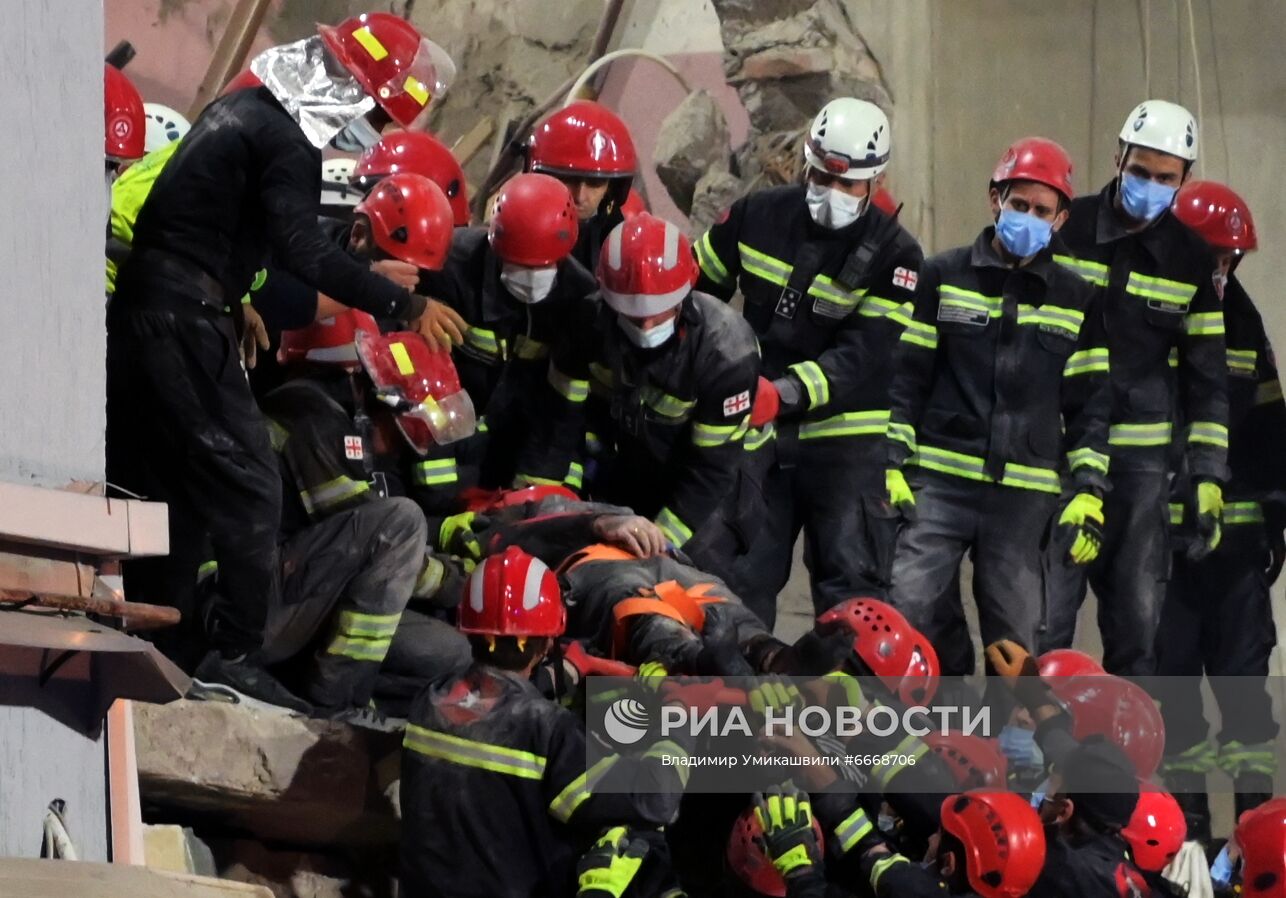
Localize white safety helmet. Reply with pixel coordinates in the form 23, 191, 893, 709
143, 102, 190, 152
1118, 100, 1197, 162
320, 158, 361, 208
803, 98, 890, 181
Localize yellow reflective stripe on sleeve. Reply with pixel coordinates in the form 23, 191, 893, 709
642, 740, 691, 786
267, 419, 290, 452
696, 232, 731, 285
1017, 303, 1084, 337
834, 806, 875, 854
403, 725, 548, 779
549, 755, 620, 822
798, 410, 890, 440
1066, 445, 1110, 475
1256, 379, 1284, 406
415, 457, 459, 487
1185, 312, 1226, 336
465, 327, 503, 358
352, 25, 389, 60
1188, 421, 1230, 448
565, 461, 584, 490
871, 855, 911, 890
1224, 502, 1265, 526
643, 388, 696, 419
1168, 347, 1180, 368
900, 319, 938, 349
1108, 422, 1173, 447
656, 507, 693, 547
871, 736, 929, 789
300, 476, 370, 515
1126, 271, 1197, 310
692, 416, 750, 448
745, 422, 775, 451
414, 555, 446, 598
327, 609, 402, 662
788, 361, 830, 409
514, 335, 549, 360
887, 421, 916, 452
1064, 347, 1110, 377
1053, 254, 1110, 287
1227, 348, 1258, 373
1169, 502, 1184, 526
548, 363, 590, 403
738, 242, 792, 288
910, 445, 1060, 493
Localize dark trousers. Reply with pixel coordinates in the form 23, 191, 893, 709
265, 498, 429, 711
1156, 523, 1278, 768
1041, 469, 1171, 675
107, 302, 280, 659
735, 451, 897, 629
889, 472, 1058, 676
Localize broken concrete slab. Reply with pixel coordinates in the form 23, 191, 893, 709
209, 840, 386, 898
134, 701, 401, 848
654, 90, 733, 215
689, 170, 746, 235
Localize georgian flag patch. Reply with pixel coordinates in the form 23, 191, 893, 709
893, 267, 918, 290
344, 436, 364, 460
723, 390, 751, 417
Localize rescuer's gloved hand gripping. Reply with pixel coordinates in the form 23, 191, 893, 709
577, 826, 650, 898
1190, 480, 1224, 561
1057, 492, 1105, 565
754, 783, 821, 879
886, 469, 916, 524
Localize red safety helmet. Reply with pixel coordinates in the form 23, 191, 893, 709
940, 792, 1047, 898
105, 66, 145, 162
529, 100, 638, 179
597, 213, 699, 318
926, 732, 1009, 790
355, 330, 476, 454
814, 598, 940, 705
220, 68, 262, 95
488, 173, 579, 267
621, 188, 648, 219
318, 12, 455, 128
353, 130, 470, 226
279, 309, 380, 370
726, 803, 825, 898
462, 484, 579, 513
1172, 180, 1258, 253
1122, 783, 1186, 873
1237, 797, 1286, 897
991, 137, 1075, 204
1045, 675, 1165, 778
354, 172, 454, 270
458, 546, 566, 637
1037, 649, 1107, 679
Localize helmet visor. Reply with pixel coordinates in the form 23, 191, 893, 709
376, 37, 456, 112
401, 388, 476, 447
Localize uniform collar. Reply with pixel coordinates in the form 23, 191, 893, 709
971, 226, 1055, 283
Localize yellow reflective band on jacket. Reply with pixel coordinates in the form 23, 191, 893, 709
1188, 420, 1229, 448
465, 327, 504, 359
549, 755, 620, 822
1218, 740, 1277, 777
799, 410, 890, 440
910, 444, 1061, 494
404, 724, 548, 779
301, 475, 370, 515
197, 560, 219, 581
414, 555, 446, 598
1017, 304, 1084, 338
809, 274, 864, 314
1257, 380, 1284, 406
900, 320, 938, 350
1223, 502, 1265, 526
1053, 254, 1110, 287
834, 805, 874, 854
692, 417, 750, 448
1108, 422, 1173, 447
1169, 347, 1180, 368
871, 855, 911, 891
1064, 348, 1110, 377
415, 457, 459, 487
267, 419, 290, 453
1168, 502, 1184, 526
548, 363, 590, 403
871, 735, 929, 789
1185, 312, 1226, 336
1227, 348, 1257, 375
326, 609, 401, 662
789, 361, 830, 409
939, 284, 1003, 318
514, 335, 548, 361
642, 740, 691, 786
566, 461, 584, 490
656, 507, 693, 547
745, 422, 775, 451
887, 421, 916, 452
643, 387, 696, 419
738, 242, 792, 288
1160, 740, 1217, 775
696, 232, 731, 286
857, 295, 908, 320
1066, 445, 1110, 475
1126, 271, 1197, 310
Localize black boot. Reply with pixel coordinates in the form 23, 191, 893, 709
191, 650, 313, 715
1234, 773, 1274, 820
1166, 770, 1212, 844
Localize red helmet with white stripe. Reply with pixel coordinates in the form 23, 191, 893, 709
105, 66, 145, 161
458, 546, 566, 637
279, 309, 380, 371
597, 213, 699, 317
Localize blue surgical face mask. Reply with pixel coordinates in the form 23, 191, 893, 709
1210, 841, 1236, 887
1119, 172, 1177, 223
995, 208, 1054, 258
998, 724, 1045, 770
877, 812, 898, 837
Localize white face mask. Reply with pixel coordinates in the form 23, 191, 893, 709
331, 114, 382, 152
617, 315, 676, 349
500, 262, 558, 304
805, 181, 866, 229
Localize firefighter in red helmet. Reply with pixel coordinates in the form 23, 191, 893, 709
1155, 180, 1284, 837
352, 129, 471, 227
399, 546, 689, 898
104, 65, 145, 173
884, 138, 1111, 676
528, 100, 638, 271
107, 12, 457, 707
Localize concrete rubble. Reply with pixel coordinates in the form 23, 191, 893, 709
654, 90, 733, 215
